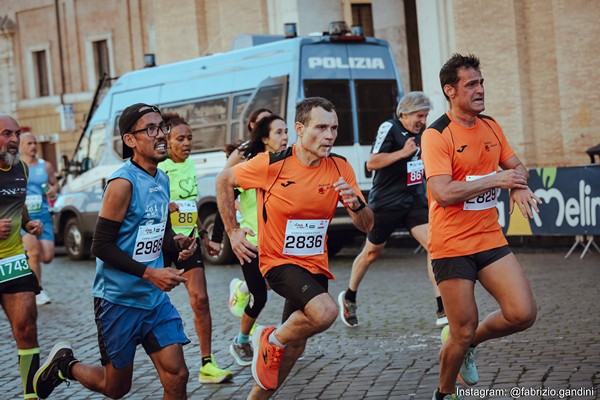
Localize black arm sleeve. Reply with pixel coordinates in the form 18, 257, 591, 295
211, 188, 240, 243
91, 217, 147, 278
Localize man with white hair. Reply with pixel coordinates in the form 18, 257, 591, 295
338, 92, 447, 328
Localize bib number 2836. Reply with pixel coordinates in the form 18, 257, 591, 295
282, 219, 329, 256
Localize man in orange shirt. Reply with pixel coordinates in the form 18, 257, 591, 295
422, 54, 540, 400
217, 97, 373, 399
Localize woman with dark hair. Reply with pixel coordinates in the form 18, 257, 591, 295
222, 114, 288, 366
157, 112, 233, 384
247, 108, 273, 133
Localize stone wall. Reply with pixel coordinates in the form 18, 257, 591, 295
451, 0, 599, 167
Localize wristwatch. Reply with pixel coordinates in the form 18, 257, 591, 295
348, 198, 366, 213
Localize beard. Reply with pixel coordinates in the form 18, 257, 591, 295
0, 148, 20, 165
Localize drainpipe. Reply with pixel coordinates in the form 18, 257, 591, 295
55, 0, 66, 105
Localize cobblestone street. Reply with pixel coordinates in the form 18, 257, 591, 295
1, 246, 598, 399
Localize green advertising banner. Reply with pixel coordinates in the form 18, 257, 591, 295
497, 165, 600, 235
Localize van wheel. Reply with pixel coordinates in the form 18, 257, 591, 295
202, 212, 236, 265
64, 218, 91, 260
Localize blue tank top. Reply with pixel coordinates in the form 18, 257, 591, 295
24, 159, 50, 217
92, 160, 170, 310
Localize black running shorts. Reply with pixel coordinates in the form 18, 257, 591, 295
432, 245, 513, 284
163, 240, 204, 272
265, 264, 328, 323
0, 254, 40, 295
367, 196, 428, 245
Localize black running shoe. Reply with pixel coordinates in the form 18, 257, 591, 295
34, 341, 75, 399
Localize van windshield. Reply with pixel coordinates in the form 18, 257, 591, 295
303, 80, 353, 146
303, 79, 399, 147
354, 79, 399, 145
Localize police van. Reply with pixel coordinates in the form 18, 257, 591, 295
54, 24, 403, 263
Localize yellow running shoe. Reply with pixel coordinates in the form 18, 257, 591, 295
228, 278, 250, 318
249, 322, 259, 337
199, 354, 233, 383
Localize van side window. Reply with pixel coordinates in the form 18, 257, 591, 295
303, 80, 353, 146
231, 92, 252, 140
241, 83, 286, 134
112, 117, 123, 158
163, 97, 228, 153
354, 79, 399, 145
233, 93, 252, 119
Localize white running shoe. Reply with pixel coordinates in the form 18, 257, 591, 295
36, 290, 52, 306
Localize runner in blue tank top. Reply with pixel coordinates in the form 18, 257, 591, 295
34, 104, 197, 400
19, 131, 59, 305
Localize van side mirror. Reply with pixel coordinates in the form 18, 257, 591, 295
60, 155, 70, 174
81, 157, 93, 172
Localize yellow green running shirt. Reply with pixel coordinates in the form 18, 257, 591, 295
0, 161, 28, 259
238, 188, 259, 247
158, 158, 198, 237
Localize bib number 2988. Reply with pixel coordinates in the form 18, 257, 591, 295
134, 238, 164, 257
133, 222, 166, 262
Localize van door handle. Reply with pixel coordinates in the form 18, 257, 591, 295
364, 162, 372, 178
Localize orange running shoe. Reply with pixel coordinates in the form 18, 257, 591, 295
251, 325, 285, 390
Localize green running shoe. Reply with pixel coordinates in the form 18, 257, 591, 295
432, 389, 464, 400
199, 354, 233, 383
228, 278, 250, 318
249, 322, 259, 337
440, 325, 478, 386
459, 347, 478, 386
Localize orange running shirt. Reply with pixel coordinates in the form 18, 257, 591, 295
233, 145, 364, 278
422, 113, 515, 259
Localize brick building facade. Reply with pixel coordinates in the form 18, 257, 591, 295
0, 0, 597, 169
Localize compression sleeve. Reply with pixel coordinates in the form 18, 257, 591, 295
91, 217, 147, 278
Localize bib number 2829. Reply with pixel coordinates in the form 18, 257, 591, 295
463, 172, 500, 211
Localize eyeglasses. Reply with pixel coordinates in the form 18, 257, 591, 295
128, 122, 171, 137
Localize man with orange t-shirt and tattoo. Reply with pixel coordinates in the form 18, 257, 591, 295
422, 54, 540, 400
217, 97, 373, 399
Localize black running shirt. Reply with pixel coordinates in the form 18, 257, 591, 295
367, 119, 426, 210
